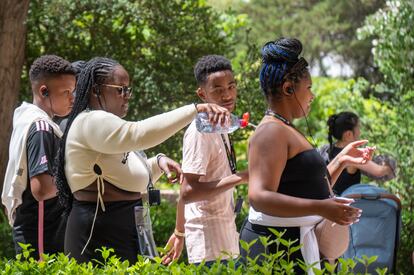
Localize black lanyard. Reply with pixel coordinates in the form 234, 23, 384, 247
220, 134, 237, 174
221, 134, 243, 214
265, 109, 315, 147
265, 109, 293, 127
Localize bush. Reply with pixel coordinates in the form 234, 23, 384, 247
0, 211, 14, 259
0, 237, 386, 275
23, 0, 247, 162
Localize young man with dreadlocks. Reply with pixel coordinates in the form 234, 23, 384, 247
54, 57, 229, 263
162, 55, 248, 266
2, 55, 76, 258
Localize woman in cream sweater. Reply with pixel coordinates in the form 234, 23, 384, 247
55, 57, 228, 263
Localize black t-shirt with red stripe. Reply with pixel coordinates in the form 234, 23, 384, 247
12, 120, 66, 258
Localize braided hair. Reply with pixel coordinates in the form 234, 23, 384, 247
259, 38, 309, 98
55, 57, 120, 212
71, 60, 86, 79
327, 112, 359, 160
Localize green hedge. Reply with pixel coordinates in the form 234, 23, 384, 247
0, 238, 386, 275
0, 211, 14, 259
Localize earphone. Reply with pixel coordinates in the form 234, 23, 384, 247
42, 88, 49, 97
287, 87, 295, 94
42, 86, 55, 117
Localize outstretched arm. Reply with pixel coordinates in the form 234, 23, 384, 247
82, 103, 229, 153
353, 160, 393, 177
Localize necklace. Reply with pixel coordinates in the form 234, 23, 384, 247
265, 109, 292, 126
265, 109, 316, 147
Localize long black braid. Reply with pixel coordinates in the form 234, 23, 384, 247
327, 112, 359, 160
55, 57, 119, 213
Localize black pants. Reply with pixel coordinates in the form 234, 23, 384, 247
13, 214, 66, 259
239, 219, 305, 274
65, 199, 142, 264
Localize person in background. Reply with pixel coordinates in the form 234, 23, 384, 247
2, 55, 76, 259
57, 60, 85, 132
319, 111, 395, 195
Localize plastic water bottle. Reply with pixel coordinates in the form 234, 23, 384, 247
196, 112, 250, 133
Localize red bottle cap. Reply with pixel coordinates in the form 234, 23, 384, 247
240, 112, 250, 128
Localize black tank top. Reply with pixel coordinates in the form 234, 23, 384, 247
278, 149, 330, 200
330, 146, 361, 195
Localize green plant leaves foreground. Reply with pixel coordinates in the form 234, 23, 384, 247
0, 242, 387, 275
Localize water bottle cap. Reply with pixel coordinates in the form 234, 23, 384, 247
240, 112, 250, 128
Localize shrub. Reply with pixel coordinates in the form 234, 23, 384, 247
0, 238, 385, 275
0, 211, 14, 259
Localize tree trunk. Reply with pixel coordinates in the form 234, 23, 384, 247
0, 0, 30, 196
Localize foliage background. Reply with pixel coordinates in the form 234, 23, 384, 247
1, 0, 413, 272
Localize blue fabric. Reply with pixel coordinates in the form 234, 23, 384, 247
340, 184, 401, 273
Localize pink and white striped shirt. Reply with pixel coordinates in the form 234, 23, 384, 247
182, 121, 239, 263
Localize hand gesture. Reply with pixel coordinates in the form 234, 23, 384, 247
157, 155, 183, 184
320, 197, 362, 226
195, 103, 230, 126
161, 232, 184, 265
339, 140, 375, 166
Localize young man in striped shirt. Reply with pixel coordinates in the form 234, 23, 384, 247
2, 55, 76, 259
163, 55, 248, 266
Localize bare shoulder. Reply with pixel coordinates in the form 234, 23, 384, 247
249, 119, 288, 149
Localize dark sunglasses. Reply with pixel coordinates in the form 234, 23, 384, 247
99, 84, 133, 98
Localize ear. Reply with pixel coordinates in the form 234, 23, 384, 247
342, 130, 354, 141
282, 81, 294, 96
196, 87, 207, 102
39, 85, 48, 97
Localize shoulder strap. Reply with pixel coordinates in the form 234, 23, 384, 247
318, 144, 331, 163
220, 134, 237, 174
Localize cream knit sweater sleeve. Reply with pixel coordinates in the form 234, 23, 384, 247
147, 156, 163, 183
80, 104, 197, 154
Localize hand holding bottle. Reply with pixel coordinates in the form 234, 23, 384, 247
196, 111, 253, 133
194, 103, 230, 127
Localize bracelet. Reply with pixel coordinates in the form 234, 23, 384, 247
156, 153, 166, 170
193, 102, 199, 113
174, 228, 185, 238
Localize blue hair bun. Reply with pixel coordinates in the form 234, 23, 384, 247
261, 38, 302, 63
259, 38, 305, 95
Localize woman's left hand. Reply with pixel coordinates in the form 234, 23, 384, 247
158, 155, 183, 184
339, 140, 375, 166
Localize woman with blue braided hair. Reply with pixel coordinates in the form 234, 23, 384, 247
239, 38, 374, 273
